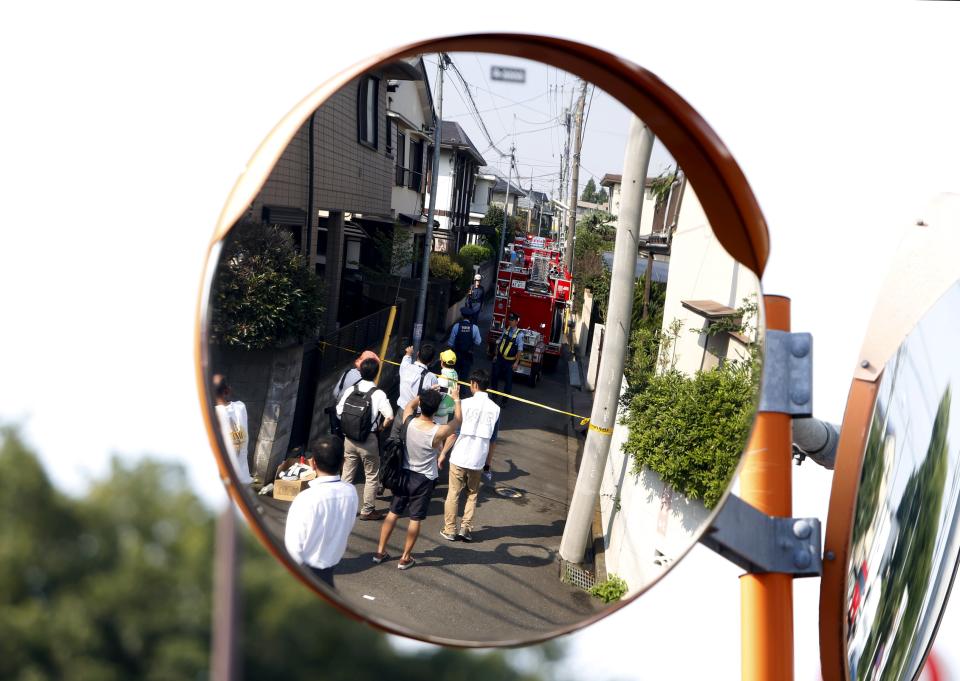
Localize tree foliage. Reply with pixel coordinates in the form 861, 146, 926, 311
480, 205, 522, 257
579, 178, 608, 205
458, 243, 493, 267
210, 221, 325, 350
622, 361, 756, 509
0, 426, 567, 681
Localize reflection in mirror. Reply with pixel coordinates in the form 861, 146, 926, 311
202, 51, 763, 645
846, 283, 960, 681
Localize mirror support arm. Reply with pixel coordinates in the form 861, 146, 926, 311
699, 494, 822, 577
758, 330, 814, 417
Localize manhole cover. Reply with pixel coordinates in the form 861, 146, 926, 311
495, 486, 523, 498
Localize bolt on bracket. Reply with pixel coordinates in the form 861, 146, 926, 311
759, 330, 813, 417
699, 494, 822, 577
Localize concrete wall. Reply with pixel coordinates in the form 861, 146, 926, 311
598, 378, 711, 597
658, 184, 761, 376
470, 176, 495, 216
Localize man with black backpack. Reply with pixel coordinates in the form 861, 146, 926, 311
326, 350, 379, 437
447, 309, 482, 384
336, 357, 394, 520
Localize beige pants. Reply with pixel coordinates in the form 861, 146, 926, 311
342, 435, 380, 514
443, 463, 482, 534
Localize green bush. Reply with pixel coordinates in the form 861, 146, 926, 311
210, 221, 325, 350
590, 574, 628, 603
429, 252, 464, 280
458, 243, 491, 266
622, 361, 757, 509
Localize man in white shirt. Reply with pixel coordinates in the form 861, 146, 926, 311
284, 437, 358, 588
392, 344, 439, 433
336, 358, 394, 520
212, 374, 254, 485
441, 368, 500, 543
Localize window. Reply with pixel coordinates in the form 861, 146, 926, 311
395, 130, 406, 186
357, 76, 379, 148
385, 118, 393, 155
409, 139, 423, 192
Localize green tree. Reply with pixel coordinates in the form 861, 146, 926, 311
210, 221, 325, 350
0, 427, 571, 681
480, 205, 522, 256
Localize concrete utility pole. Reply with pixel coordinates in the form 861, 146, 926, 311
413, 53, 446, 352
564, 80, 588, 272
495, 145, 515, 283
560, 115, 654, 563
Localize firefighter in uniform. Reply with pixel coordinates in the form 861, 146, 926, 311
490, 312, 523, 402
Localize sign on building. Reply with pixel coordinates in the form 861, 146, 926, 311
490, 66, 526, 83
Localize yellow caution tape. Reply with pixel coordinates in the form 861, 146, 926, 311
319, 339, 593, 424
588, 422, 614, 436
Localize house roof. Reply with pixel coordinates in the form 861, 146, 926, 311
492, 176, 527, 198
600, 172, 656, 188
439, 120, 486, 165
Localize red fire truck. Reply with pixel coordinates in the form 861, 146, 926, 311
487, 234, 573, 385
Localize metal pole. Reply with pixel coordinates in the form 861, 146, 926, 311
494, 146, 514, 284
210, 505, 240, 681
564, 80, 587, 273
741, 295, 794, 681
412, 54, 445, 352
374, 305, 397, 384
560, 116, 653, 562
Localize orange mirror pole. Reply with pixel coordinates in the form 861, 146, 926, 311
740, 295, 794, 681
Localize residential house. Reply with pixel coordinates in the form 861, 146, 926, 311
426, 120, 485, 253
600, 173, 660, 236
489, 173, 527, 216
467, 165, 500, 243
517, 188, 551, 235
250, 61, 426, 328
657, 179, 760, 377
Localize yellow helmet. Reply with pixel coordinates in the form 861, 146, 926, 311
440, 349, 457, 366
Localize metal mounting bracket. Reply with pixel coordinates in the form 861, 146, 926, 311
699, 494, 822, 577
759, 330, 813, 417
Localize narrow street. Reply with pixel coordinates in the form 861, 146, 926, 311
254, 298, 605, 643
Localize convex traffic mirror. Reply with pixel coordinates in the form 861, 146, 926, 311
197, 34, 770, 646
822, 197, 960, 681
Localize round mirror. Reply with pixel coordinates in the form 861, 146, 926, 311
197, 35, 769, 646
821, 199, 960, 680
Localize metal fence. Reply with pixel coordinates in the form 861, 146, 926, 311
317, 305, 396, 375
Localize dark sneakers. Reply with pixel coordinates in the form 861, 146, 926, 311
398, 557, 416, 570
440, 530, 457, 541
359, 509, 385, 521
372, 552, 390, 564
457, 528, 473, 543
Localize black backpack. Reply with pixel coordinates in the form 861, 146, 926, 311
380, 415, 414, 492
325, 369, 361, 437
340, 385, 377, 442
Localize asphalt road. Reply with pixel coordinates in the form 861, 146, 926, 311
249, 299, 606, 644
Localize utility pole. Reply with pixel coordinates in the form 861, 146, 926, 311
560, 115, 654, 563
526, 167, 533, 234
413, 53, 446, 352
564, 79, 588, 272
495, 144, 515, 283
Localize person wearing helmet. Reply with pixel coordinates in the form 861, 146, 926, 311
434, 349, 460, 426
490, 312, 523, 402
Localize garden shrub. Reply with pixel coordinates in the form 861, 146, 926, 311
458, 243, 491, 267
622, 361, 757, 509
589, 574, 628, 603
210, 221, 325, 350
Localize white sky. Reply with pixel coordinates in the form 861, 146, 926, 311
2, 2, 960, 680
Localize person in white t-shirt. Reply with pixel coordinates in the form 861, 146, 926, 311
441, 368, 500, 543
392, 344, 439, 434
284, 437, 358, 588
212, 374, 254, 485
336, 357, 394, 520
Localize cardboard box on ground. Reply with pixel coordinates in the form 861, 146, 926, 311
273, 457, 317, 501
